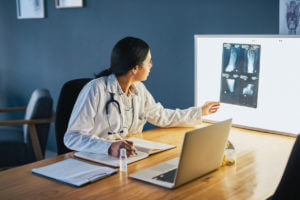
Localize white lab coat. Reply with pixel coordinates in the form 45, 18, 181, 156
64, 74, 202, 154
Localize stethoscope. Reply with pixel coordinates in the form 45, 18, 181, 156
105, 79, 134, 137
105, 92, 123, 135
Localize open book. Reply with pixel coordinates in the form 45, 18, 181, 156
74, 138, 176, 167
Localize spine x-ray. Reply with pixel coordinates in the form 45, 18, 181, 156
220, 43, 261, 108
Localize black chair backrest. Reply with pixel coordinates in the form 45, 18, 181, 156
23, 88, 53, 158
55, 78, 92, 155
270, 135, 300, 200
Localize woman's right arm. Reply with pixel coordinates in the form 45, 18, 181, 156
63, 82, 113, 154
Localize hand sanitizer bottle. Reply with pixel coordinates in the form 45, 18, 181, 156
120, 148, 127, 172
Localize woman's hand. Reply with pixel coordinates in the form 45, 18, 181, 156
201, 101, 220, 116
108, 140, 136, 157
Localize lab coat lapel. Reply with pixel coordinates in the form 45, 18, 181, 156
130, 94, 139, 132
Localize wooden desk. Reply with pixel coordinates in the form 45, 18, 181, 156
0, 125, 296, 200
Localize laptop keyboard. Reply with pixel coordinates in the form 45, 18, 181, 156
152, 168, 177, 183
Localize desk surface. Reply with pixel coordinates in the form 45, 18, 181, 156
0, 125, 296, 200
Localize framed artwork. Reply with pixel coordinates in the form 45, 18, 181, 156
55, 0, 83, 8
16, 0, 45, 19
280, 0, 300, 34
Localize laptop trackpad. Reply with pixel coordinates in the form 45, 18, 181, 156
150, 157, 179, 172
150, 158, 179, 183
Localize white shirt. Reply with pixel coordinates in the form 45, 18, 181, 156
64, 74, 203, 154
120, 91, 134, 134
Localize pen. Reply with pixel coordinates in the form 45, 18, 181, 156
115, 133, 138, 156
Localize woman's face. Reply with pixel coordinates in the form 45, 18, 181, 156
135, 50, 152, 81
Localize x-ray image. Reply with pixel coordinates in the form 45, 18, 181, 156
225, 48, 238, 72
242, 84, 254, 96
226, 79, 235, 93
220, 43, 261, 108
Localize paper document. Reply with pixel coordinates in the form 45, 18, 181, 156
74, 138, 176, 167
127, 138, 176, 154
75, 151, 149, 167
31, 158, 117, 187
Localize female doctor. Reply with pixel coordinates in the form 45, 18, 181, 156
64, 37, 220, 157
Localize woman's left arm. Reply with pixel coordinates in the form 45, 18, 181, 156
141, 84, 220, 127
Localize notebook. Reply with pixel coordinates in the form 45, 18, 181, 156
74, 138, 176, 167
31, 158, 117, 187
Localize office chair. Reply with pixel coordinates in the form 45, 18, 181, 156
55, 78, 92, 155
0, 89, 54, 168
268, 135, 300, 200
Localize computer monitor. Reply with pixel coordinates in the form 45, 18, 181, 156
194, 35, 300, 136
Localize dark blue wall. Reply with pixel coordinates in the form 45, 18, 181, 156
0, 0, 278, 152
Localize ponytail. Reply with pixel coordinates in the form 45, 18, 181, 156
94, 68, 112, 78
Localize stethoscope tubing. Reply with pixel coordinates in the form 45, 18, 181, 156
105, 92, 123, 135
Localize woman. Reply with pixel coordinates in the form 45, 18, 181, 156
64, 36, 220, 157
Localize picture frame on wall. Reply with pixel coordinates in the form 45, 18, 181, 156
16, 0, 45, 19
55, 0, 83, 8
279, 0, 300, 34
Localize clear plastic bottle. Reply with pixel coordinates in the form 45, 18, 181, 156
224, 149, 236, 165
119, 148, 127, 172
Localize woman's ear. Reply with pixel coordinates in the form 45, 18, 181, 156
131, 65, 139, 75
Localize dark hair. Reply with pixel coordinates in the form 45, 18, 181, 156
95, 36, 150, 78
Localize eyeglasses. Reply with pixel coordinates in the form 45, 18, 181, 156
143, 59, 152, 68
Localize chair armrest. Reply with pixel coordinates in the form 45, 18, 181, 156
0, 110, 55, 161
0, 115, 54, 126
0, 107, 26, 112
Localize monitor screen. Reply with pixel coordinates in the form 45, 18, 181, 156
195, 35, 300, 136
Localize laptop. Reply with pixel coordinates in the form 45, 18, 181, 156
130, 119, 232, 189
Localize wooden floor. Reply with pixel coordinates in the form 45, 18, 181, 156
0, 125, 296, 200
